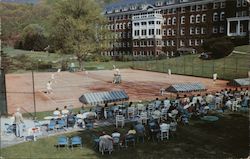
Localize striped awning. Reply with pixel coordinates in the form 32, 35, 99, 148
228, 78, 250, 86
165, 83, 206, 93
79, 90, 129, 105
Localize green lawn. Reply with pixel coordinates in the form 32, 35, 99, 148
3, 45, 250, 79
1, 112, 249, 159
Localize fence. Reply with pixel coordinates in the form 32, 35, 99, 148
132, 55, 250, 80
0, 68, 8, 115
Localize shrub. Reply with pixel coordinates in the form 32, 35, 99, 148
202, 36, 234, 59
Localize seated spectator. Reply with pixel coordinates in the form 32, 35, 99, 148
135, 122, 145, 135
127, 125, 136, 136
67, 111, 76, 127
61, 106, 69, 116
164, 97, 171, 108
53, 108, 61, 117
152, 108, 161, 120
76, 111, 84, 128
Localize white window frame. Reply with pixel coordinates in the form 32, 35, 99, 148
181, 28, 185, 35
201, 27, 206, 34
190, 15, 195, 24
190, 27, 195, 35
213, 12, 218, 22
220, 2, 225, 8
167, 28, 172, 36
196, 14, 201, 23
181, 16, 185, 24
213, 27, 218, 33
167, 18, 171, 25
202, 14, 206, 23
195, 27, 200, 34
172, 17, 176, 25
220, 12, 225, 21
220, 26, 224, 33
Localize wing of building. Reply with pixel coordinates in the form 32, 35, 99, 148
102, 0, 249, 57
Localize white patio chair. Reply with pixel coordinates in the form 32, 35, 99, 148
160, 123, 170, 141
116, 115, 125, 128
127, 107, 135, 119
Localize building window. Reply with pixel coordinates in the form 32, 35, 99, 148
167, 40, 171, 46
156, 29, 161, 35
221, 2, 225, 8
213, 12, 218, 21
196, 5, 201, 11
141, 29, 147, 36
156, 21, 161, 24
172, 29, 176, 36
172, 8, 177, 14
190, 6, 195, 12
196, 14, 201, 23
195, 39, 200, 46
201, 39, 204, 44
202, 14, 206, 22
134, 22, 139, 26
149, 21, 155, 25
134, 30, 140, 36
189, 39, 194, 46
181, 7, 185, 13
163, 19, 167, 25
167, 18, 171, 25
213, 2, 219, 9
220, 26, 224, 33
195, 27, 200, 34
220, 12, 225, 21
201, 27, 206, 34
167, 29, 172, 36
172, 40, 176, 46
181, 28, 185, 35
202, 4, 207, 10
190, 15, 195, 23
190, 27, 195, 35
213, 27, 218, 33
181, 16, 185, 24
163, 29, 166, 35
149, 29, 155, 35
141, 22, 147, 25
180, 40, 185, 47
242, 0, 247, 6
172, 17, 176, 25
237, 0, 241, 7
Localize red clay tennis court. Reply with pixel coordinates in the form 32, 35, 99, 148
6, 69, 230, 114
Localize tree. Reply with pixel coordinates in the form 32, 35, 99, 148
202, 36, 234, 59
20, 24, 48, 51
50, 0, 110, 70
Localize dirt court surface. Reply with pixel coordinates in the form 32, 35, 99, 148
6, 69, 230, 114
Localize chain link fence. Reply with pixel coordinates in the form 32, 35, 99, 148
132, 55, 250, 80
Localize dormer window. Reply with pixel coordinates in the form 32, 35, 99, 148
130, 5, 137, 10
155, 1, 163, 7
122, 7, 128, 11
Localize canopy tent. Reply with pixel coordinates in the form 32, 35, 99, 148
79, 90, 129, 105
228, 78, 250, 87
165, 83, 206, 93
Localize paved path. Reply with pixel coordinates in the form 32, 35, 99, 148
0, 117, 119, 148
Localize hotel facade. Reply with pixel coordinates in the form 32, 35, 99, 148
102, 0, 250, 57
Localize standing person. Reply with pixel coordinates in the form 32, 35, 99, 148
13, 108, 24, 138
213, 73, 217, 84
46, 81, 52, 94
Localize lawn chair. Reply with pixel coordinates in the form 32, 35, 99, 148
112, 136, 121, 150
127, 107, 135, 120
125, 135, 136, 148
57, 136, 69, 150
70, 136, 83, 150
57, 119, 66, 131
47, 119, 56, 131
160, 123, 170, 141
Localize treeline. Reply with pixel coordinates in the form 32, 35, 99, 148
1, 0, 118, 51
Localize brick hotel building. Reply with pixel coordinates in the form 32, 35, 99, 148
102, 0, 249, 57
